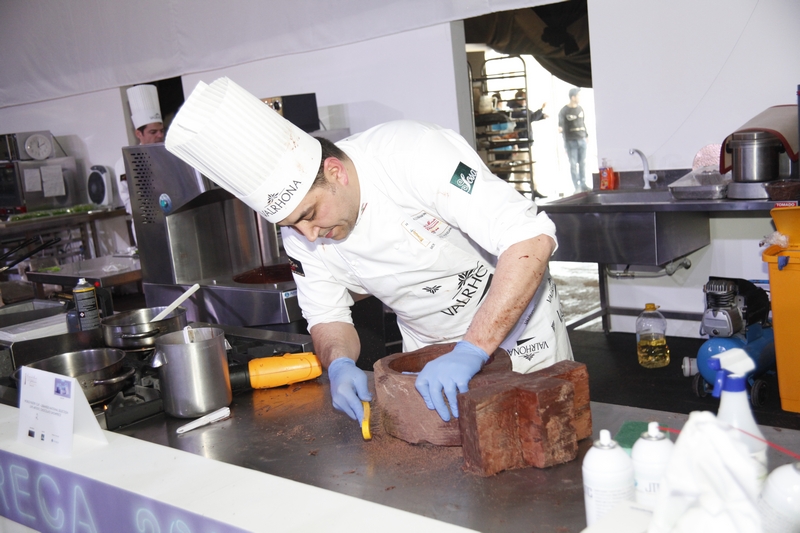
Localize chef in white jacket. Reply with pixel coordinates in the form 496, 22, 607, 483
114, 84, 165, 243
165, 77, 573, 425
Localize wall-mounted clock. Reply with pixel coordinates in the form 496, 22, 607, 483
23, 133, 53, 160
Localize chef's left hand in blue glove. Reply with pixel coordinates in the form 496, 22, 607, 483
414, 340, 489, 422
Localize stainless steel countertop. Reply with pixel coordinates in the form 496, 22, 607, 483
0, 208, 127, 233
115, 374, 800, 533
25, 255, 141, 288
539, 191, 777, 214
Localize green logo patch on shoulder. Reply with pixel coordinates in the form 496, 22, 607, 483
450, 162, 478, 194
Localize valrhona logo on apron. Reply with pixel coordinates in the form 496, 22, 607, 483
450, 162, 478, 194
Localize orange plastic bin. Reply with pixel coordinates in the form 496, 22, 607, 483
763, 206, 800, 413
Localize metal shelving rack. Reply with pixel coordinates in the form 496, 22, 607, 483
472, 55, 534, 197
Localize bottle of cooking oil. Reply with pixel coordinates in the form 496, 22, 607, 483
636, 303, 670, 368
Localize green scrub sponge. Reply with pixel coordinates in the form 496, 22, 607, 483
614, 421, 650, 456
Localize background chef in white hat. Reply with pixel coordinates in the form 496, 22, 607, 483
166, 77, 573, 426
114, 84, 165, 243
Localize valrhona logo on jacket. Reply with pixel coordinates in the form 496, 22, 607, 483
450, 162, 478, 194
439, 263, 492, 316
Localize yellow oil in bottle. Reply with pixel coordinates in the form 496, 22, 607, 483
637, 334, 670, 369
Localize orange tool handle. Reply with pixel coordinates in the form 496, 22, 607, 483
247, 352, 322, 389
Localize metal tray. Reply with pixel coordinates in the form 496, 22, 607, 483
670, 183, 728, 200
669, 169, 730, 200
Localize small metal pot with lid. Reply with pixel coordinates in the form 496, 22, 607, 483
101, 306, 188, 350
728, 131, 785, 182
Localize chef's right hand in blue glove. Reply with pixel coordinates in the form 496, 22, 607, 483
327, 357, 372, 423
414, 340, 489, 422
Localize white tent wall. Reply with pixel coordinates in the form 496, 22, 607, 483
589, 0, 800, 172
0, 0, 549, 108
180, 23, 470, 143
0, 22, 468, 174
587, 0, 800, 336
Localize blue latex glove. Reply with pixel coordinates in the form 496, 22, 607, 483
327, 358, 372, 422
414, 341, 489, 421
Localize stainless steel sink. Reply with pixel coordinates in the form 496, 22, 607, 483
538, 189, 709, 265
546, 189, 675, 207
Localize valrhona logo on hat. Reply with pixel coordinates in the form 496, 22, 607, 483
261, 180, 304, 219
164, 77, 321, 224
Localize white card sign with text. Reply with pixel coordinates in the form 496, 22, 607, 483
16, 366, 107, 456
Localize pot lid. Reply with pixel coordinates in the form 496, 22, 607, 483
730, 131, 782, 144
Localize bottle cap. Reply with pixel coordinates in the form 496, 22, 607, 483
708, 349, 755, 397
640, 421, 666, 441
644, 303, 658, 311
593, 429, 618, 449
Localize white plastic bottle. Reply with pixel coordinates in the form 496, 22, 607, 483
582, 429, 635, 526
758, 463, 800, 533
632, 421, 674, 510
709, 349, 768, 482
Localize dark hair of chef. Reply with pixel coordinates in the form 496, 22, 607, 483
312, 137, 349, 189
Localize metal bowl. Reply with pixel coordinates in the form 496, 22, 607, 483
765, 180, 800, 201
22, 348, 135, 404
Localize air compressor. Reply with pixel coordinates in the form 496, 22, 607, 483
684, 277, 776, 406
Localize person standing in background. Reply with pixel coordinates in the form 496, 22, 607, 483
114, 84, 165, 244
558, 88, 588, 193
508, 90, 548, 199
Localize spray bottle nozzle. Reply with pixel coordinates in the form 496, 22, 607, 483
708, 348, 755, 398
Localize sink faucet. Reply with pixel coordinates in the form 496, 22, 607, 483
629, 149, 658, 189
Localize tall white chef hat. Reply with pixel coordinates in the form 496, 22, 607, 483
127, 85, 163, 129
165, 77, 321, 224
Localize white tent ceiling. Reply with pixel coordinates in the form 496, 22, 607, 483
0, 0, 557, 108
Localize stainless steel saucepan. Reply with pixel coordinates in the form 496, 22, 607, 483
101, 306, 188, 349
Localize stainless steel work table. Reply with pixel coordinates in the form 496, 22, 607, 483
0, 208, 130, 260
116, 374, 800, 533
25, 255, 141, 297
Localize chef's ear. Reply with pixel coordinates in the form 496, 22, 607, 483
324, 157, 349, 185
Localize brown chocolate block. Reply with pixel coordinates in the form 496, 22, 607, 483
458, 381, 526, 475
532, 361, 592, 440
373, 343, 509, 446
516, 377, 577, 468
374, 343, 591, 461
458, 375, 577, 476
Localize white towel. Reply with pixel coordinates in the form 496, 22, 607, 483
648, 411, 764, 533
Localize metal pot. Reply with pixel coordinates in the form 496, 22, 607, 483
151, 327, 232, 418
728, 131, 785, 182
101, 306, 188, 349
20, 348, 135, 404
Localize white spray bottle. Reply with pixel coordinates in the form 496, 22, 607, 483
708, 348, 768, 483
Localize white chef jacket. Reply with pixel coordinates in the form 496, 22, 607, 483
282, 121, 572, 373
